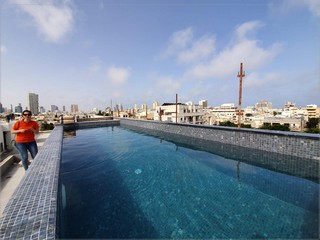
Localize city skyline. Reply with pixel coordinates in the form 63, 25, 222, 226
1, 92, 317, 114
1, 0, 319, 111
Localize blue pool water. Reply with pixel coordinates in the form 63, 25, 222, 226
58, 126, 319, 239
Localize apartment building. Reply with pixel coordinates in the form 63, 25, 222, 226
255, 100, 272, 112
154, 103, 204, 124
304, 104, 320, 119
204, 103, 238, 125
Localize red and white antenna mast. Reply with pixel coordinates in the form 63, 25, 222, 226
237, 63, 245, 128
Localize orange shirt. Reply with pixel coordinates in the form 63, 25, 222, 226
13, 120, 39, 143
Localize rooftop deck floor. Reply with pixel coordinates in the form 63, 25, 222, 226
0, 131, 52, 217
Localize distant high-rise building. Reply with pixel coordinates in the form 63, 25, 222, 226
141, 104, 147, 110
51, 105, 58, 112
0, 102, 3, 113
152, 102, 159, 109
63, 106, 66, 112
40, 106, 45, 113
14, 103, 23, 113
71, 104, 79, 113
199, 100, 208, 108
114, 104, 120, 112
28, 93, 39, 115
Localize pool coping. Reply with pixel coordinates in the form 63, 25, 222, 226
0, 126, 63, 239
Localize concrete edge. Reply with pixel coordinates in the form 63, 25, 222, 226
0, 155, 20, 176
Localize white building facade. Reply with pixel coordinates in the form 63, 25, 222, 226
154, 103, 204, 124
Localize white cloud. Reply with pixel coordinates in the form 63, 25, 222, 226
235, 21, 265, 40
304, 0, 320, 18
170, 27, 193, 49
10, 0, 75, 42
190, 40, 282, 79
161, 27, 216, 65
269, 0, 320, 19
188, 21, 283, 79
160, 27, 193, 58
106, 66, 130, 85
177, 35, 216, 64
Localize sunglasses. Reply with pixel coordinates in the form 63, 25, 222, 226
23, 114, 31, 116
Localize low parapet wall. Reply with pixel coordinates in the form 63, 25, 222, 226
119, 118, 320, 160
62, 119, 120, 130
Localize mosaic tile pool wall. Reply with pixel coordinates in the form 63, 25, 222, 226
0, 119, 319, 239
120, 118, 320, 160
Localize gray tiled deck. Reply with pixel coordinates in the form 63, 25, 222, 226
0, 126, 63, 239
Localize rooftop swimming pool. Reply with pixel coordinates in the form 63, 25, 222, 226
58, 126, 319, 239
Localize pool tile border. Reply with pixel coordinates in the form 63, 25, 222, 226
120, 118, 320, 160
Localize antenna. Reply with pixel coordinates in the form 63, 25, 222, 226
237, 63, 245, 128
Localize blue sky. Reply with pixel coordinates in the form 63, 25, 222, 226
1, 0, 319, 112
